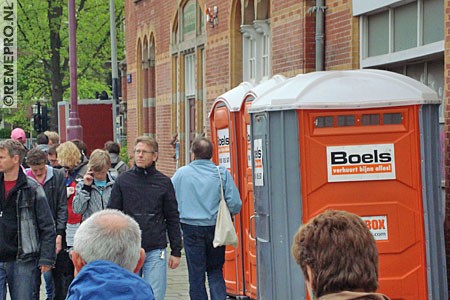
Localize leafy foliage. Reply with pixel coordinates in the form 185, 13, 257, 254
119, 142, 129, 165
0, 127, 12, 139
9, 0, 124, 130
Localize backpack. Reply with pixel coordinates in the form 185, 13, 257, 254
109, 161, 125, 179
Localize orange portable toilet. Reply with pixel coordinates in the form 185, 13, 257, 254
236, 75, 286, 299
249, 70, 447, 300
209, 82, 253, 297
210, 77, 287, 299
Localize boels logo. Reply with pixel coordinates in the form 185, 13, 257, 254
217, 128, 231, 169
330, 149, 392, 165
218, 135, 230, 146
254, 148, 262, 159
327, 144, 396, 182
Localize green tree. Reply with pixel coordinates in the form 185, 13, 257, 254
12, 0, 124, 130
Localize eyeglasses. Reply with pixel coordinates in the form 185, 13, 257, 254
134, 150, 155, 155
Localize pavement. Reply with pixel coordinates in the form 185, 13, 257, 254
165, 252, 190, 299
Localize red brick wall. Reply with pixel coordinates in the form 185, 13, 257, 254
325, 1, 357, 69
125, 0, 357, 177
124, 0, 177, 175
271, 1, 312, 76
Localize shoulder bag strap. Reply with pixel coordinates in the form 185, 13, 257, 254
216, 166, 225, 202
114, 161, 125, 170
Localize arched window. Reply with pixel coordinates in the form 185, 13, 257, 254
136, 39, 144, 135
241, 0, 271, 84
171, 0, 206, 165
147, 35, 156, 137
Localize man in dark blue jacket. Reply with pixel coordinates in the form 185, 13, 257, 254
26, 148, 68, 300
67, 209, 154, 300
108, 136, 182, 300
0, 139, 56, 300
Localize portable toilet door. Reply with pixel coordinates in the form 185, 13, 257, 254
237, 75, 287, 300
249, 77, 304, 300
249, 70, 447, 300
209, 82, 253, 297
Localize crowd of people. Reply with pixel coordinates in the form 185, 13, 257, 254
0, 129, 242, 300
0, 127, 389, 300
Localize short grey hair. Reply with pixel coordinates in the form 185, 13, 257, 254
73, 209, 142, 272
0, 139, 26, 164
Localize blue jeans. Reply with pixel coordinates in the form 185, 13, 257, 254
139, 248, 166, 300
181, 223, 226, 300
33, 267, 53, 300
0, 259, 38, 300
44, 270, 53, 299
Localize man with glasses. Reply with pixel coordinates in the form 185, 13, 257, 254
108, 136, 182, 300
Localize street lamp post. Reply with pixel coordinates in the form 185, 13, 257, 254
67, 0, 83, 141
110, 0, 118, 142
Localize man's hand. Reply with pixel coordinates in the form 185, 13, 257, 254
168, 255, 180, 269
40, 265, 52, 273
56, 235, 62, 254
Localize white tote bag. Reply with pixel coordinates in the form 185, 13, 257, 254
213, 167, 238, 248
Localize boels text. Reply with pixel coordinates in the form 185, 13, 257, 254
331, 150, 392, 165
218, 136, 230, 146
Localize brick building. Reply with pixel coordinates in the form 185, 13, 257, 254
123, 0, 449, 286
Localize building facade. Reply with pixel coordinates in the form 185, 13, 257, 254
123, 0, 449, 286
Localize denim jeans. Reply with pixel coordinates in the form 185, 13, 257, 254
32, 249, 73, 300
0, 259, 38, 300
44, 271, 53, 299
139, 248, 166, 300
33, 267, 54, 300
181, 223, 226, 300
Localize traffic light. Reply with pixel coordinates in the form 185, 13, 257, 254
41, 105, 48, 132
32, 101, 49, 133
33, 113, 42, 133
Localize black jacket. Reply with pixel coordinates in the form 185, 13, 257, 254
42, 167, 67, 236
26, 167, 67, 236
0, 170, 56, 266
107, 163, 182, 257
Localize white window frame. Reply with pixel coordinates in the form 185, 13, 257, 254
241, 19, 271, 84
360, 0, 444, 69
185, 53, 196, 97
184, 53, 196, 163
254, 20, 271, 81
241, 25, 257, 83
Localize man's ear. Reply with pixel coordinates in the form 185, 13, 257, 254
12, 154, 20, 165
71, 251, 86, 276
133, 248, 146, 274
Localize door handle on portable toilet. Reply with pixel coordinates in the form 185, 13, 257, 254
249, 215, 256, 240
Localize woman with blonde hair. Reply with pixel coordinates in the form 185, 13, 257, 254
53, 141, 88, 299
72, 149, 115, 221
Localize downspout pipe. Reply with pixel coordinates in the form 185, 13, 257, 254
315, 0, 326, 71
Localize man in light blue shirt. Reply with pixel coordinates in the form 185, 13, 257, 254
172, 137, 241, 300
